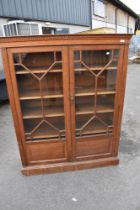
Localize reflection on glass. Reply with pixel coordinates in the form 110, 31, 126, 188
96, 94, 115, 111
14, 51, 65, 141
75, 68, 95, 94
75, 96, 94, 114
24, 116, 65, 140
75, 114, 113, 137
21, 98, 64, 119
74, 49, 119, 138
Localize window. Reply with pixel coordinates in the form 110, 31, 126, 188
42, 27, 55, 35
55, 28, 69, 34
42, 27, 69, 35
92, 0, 105, 18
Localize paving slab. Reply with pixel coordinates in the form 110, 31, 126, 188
0, 64, 140, 210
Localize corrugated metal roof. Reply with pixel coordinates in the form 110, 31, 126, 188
0, 0, 91, 26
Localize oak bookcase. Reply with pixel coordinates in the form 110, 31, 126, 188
0, 34, 132, 175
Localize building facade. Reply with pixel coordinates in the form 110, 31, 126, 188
0, 0, 138, 37
0, 0, 90, 36
0, 0, 138, 100
91, 0, 137, 33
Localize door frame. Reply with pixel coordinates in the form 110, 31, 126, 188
68, 44, 124, 161
6, 46, 72, 165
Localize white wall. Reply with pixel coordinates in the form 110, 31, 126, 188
106, 23, 115, 30
117, 26, 127, 33
91, 0, 106, 27
92, 19, 105, 29
46, 22, 90, 34
129, 16, 136, 33
91, 0, 136, 34
117, 9, 128, 27
22, 20, 90, 34
106, 3, 116, 24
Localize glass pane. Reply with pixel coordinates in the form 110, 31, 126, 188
75, 64, 95, 95
74, 49, 119, 138
24, 116, 65, 141
97, 70, 117, 91
13, 51, 65, 141
96, 94, 115, 112
21, 98, 64, 119
76, 96, 95, 115
76, 113, 113, 138
14, 52, 62, 73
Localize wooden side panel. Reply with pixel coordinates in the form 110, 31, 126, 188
113, 45, 129, 156
26, 141, 66, 164
1, 48, 27, 166
76, 136, 112, 159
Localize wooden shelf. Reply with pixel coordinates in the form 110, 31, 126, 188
76, 129, 113, 137
74, 58, 118, 63
25, 122, 65, 140
75, 66, 117, 72
22, 107, 64, 119
76, 104, 114, 115
76, 129, 112, 137
22, 104, 114, 119
16, 68, 62, 74
19, 89, 64, 100
20, 90, 115, 100
25, 131, 65, 140
75, 89, 116, 97
15, 66, 117, 75
76, 122, 113, 137
25, 121, 113, 140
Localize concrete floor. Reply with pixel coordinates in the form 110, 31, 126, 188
0, 64, 140, 210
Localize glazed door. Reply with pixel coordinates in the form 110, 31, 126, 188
8, 46, 71, 164
69, 45, 123, 160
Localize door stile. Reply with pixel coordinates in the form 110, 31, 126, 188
7, 49, 28, 146
62, 47, 73, 161
69, 47, 77, 160
5, 48, 28, 166
69, 45, 124, 160
113, 45, 128, 156
108, 45, 124, 155
7, 46, 72, 163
